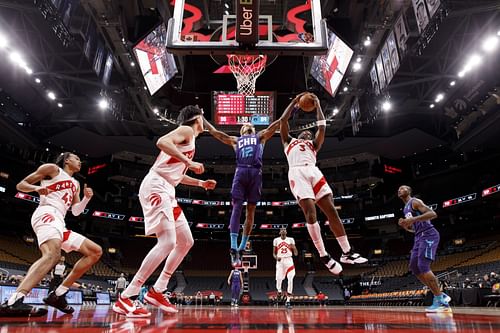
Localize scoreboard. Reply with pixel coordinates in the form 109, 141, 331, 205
213, 91, 275, 126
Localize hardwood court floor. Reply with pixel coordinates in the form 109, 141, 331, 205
0, 305, 499, 332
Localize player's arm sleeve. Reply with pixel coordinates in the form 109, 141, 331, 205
72, 182, 90, 216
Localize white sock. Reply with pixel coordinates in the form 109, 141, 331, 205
336, 235, 351, 254
55, 285, 69, 297
7, 291, 26, 306
306, 222, 327, 257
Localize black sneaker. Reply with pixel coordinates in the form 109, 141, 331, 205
0, 297, 48, 317
43, 291, 74, 314
230, 248, 241, 267
320, 253, 343, 275
285, 301, 292, 309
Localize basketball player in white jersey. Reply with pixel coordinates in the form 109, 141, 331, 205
114, 105, 217, 318
273, 228, 298, 308
0, 152, 101, 316
280, 93, 367, 275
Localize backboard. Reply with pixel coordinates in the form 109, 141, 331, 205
166, 0, 328, 56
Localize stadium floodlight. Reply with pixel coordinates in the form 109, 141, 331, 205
382, 100, 392, 111
435, 93, 444, 103
482, 35, 498, 52
352, 62, 362, 72
98, 98, 109, 110
0, 34, 7, 48
47, 91, 56, 100
449, 81, 456, 86
430, 104, 435, 109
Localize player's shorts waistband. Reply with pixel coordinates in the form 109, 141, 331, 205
289, 163, 314, 168
236, 165, 261, 169
37, 205, 66, 218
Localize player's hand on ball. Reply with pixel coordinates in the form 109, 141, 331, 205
83, 184, 93, 199
188, 161, 204, 174
202, 179, 217, 190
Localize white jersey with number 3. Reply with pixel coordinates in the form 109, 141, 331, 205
150, 136, 195, 186
273, 237, 295, 259
39, 168, 79, 217
285, 138, 317, 167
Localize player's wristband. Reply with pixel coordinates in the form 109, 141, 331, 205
316, 120, 327, 127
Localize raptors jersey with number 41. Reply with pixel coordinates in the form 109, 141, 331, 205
39, 168, 78, 217
150, 137, 195, 186
273, 237, 295, 258
285, 138, 317, 167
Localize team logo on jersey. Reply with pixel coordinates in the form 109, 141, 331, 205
149, 193, 162, 206
47, 180, 77, 194
41, 214, 55, 224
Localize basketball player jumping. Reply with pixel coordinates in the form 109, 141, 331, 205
113, 106, 216, 317
273, 227, 298, 308
203, 118, 281, 267
0, 153, 101, 316
280, 93, 367, 275
397, 185, 451, 312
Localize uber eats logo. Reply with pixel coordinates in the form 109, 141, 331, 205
237, 0, 259, 44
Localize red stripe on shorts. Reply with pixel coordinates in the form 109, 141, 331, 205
313, 177, 327, 195
285, 265, 295, 276
63, 230, 71, 242
173, 206, 183, 221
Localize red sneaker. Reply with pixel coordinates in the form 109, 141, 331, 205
144, 288, 178, 313
112, 295, 151, 318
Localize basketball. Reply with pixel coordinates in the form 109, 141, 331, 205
298, 93, 316, 112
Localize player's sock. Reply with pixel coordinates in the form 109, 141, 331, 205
55, 285, 69, 297
230, 233, 239, 250
7, 291, 26, 306
238, 235, 249, 251
306, 222, 328, 257
336, 235, 351, 254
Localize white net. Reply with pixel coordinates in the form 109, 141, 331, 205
228, 54, 267, 95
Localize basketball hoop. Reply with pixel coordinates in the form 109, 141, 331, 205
227, 54, 267, 96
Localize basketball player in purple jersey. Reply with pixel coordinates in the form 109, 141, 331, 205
204, 118, 281, 267
398, 185, 451, 312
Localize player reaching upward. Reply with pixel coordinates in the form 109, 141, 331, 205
273, 228, 298, 308
0, 152, 101, 316
398, 185, 451, 312
280, 93, 367, 275
204, 117, 281, 267
113, 106, 216, 317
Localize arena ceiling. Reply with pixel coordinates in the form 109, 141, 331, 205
0, 0, 498, 159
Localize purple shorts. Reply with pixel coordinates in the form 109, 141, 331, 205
409, 227, 440, 275
231, 167, 262, 204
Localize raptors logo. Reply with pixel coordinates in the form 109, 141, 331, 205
149, 193, 162, 206
41, 214, 55, 224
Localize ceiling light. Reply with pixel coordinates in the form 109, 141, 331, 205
352, 62, 362, 72
224, 10, 229, 15
332, 108, 339, 115
57, 103, 63, 108
356, 57, 361, 63
35, 78, 41, 83
449, 80, 456, 86
382, 100, 392, 111
435, 93, 444, 102
98, 98, 109, 110
47, 91, 56, 100
143, 86, 148, 90
0, 34, 7, 48
465, 54, 482, 69
153, 108, 159, 114
9, 51, 24, 65
343, 86, 348, 92
130, 61, 135, 67
482, 35, 498, 52
430, 104, 435, 108
363, 37, 371, 46
224, 3, 229, 8
458, 71, 465, 78
24, 67, 33, 75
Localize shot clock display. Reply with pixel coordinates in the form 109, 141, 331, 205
213, 91, 275, 126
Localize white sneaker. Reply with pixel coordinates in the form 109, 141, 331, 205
340, 251, 368, 264
320, 254, 343, 275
